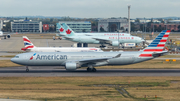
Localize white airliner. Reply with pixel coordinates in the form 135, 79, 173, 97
0, 31, 11, 39
21, 36, 102, 52
56, 23, 131, 37
12, 30, 170, 72
56, 23, 144, 47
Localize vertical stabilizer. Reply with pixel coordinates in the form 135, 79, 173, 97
62, 23, 75, 36
21, 36, 35, 51
139, 30, 171, 57
57, 23, 66, 36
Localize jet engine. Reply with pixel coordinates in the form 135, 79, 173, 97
111, 41, 119, 46
65, 62, 80, 71
7, 34, 11, 38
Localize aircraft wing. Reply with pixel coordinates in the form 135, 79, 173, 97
92, 37, 111, 43
63, 36, 74, 40
76, 54, 121, 64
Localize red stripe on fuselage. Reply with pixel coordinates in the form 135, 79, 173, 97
23, 38, 31, 43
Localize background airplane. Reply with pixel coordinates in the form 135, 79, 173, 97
21, 36, 102, 52
56, 23, 145, 47
0, 31, 11, 39
56, 23, 131, 37
11, 30, 170, 72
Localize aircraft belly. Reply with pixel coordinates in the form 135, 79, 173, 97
134, 57, 153, 63
108, 57, 135, 65
79, 38, 97, 43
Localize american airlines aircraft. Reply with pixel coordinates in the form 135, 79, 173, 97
0, 31, 11, 39
11, 30, 170, 72
21, 36, 102, 52
56, 23, 144, 47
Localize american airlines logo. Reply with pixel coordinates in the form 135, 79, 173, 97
36, 54, 67, 60
30, 53, 36, 60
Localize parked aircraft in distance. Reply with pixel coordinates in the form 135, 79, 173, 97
0, 31, 11, 39
56, 23, 144, 47
56, 23, 131, 37
21, 36, 102, 52
11, 30, 170, 72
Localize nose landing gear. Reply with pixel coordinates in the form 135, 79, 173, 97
26, 66, 29, 72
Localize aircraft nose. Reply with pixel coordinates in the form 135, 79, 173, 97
11, 58, 15, 63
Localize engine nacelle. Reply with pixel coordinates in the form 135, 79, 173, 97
7, 34, 11, 38
65, 62, 80, 71
111, 41, 119, 46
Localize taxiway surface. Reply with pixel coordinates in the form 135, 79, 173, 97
0, 66, 180, 77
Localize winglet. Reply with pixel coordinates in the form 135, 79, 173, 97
113, 54, 121, 58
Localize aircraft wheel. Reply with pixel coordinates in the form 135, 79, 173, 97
26, 69, 29, 72
92, 68, 96, 72
87, 68, 91, 72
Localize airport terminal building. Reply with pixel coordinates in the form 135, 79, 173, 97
98, 18, 129, 32
11, 20, 42, 33
57, 21, 91, 33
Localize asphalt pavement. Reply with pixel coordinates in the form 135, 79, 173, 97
0, 66, 180, 77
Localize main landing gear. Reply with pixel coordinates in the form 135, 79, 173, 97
26, 66, 29, 72
87, 67, 96, 72
87, 64, 96, 72
100, 44, 106, 48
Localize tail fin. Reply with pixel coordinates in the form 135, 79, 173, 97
21, 36, 35, 51
139, 30, 171, 57
57, 23, 66, 36
61, 23, 75, 36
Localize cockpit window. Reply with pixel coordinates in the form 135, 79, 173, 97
15, 56, 19, 58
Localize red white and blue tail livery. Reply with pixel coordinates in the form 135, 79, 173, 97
21, 36, 35, 51
139, 30, 170, 57
21, 36, 102, 52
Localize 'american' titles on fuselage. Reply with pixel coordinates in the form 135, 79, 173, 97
36, 54, 67, 60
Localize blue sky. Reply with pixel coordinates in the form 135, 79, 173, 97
0, 0, 180, 18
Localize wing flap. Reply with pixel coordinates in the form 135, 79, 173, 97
92, 37, 111, 43
78, 54, 121, 64
63, 36, 74, 39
